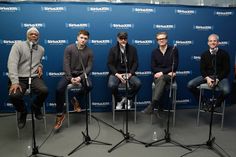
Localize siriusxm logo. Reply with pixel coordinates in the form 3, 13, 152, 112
175, 9, 196, 15
2, 72, 8, 76
92, 72, 109, 76
42, 55, 48, 61
110, 23, 134, 29
153, 24, 175, 30
191, 56, 201, 61
0, 6, 20, 12
136, 101, 151, 106
46, 72, 65, 77
48, 103, 56, 107
44, 39, 68, 45
132, 8, 156, 14
5, 103, 13, 107
174, 40, 194, 46
87, 7, 112, 12
90, 40, 112, 45
214, 11, 234, 16
176, 71, 192, 75
176, 99, 190, 104
65, 23, 90, 29
92, 102, 110, 106
219, 41, 230, 46
21, 23, 45, 28
132, 40, 154, 45
135, 71, 152, 76
193, 25, 213, 31
41, 6, 66, 12
0, 39, 20, 45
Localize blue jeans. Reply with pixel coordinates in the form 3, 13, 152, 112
187, 76, 230, 106
108, 75, 141, 100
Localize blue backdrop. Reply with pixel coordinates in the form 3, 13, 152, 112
0, 2, 235, 112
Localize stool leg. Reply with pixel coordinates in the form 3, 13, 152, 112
197, 88, 203, 126
221, 101, 225, 130
134, 96, 137, 123
172, 87, 176, 127
66, 88, 70, 127
112, 94, 115, 123
16, 111, 20, 138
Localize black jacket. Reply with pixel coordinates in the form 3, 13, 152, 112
107, 42, 138, 75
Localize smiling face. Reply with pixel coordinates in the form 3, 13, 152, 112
208, 34, 219, 49
27, 30, 39, 43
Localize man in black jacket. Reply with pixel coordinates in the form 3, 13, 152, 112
187, 33, 230, 110
107, 32, 141, 110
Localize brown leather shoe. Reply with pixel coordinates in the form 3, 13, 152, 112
71, 97, 81, 112
54, 114, 65, 130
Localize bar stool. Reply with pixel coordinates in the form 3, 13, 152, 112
151, 81, 177, 127
15, 91, 47, 138
65, 83, 91, 127
112, 83, 137, 123
197, 83, 226, 129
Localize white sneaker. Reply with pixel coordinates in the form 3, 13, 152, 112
125, 99, 132, 109
116, 97, 125, 110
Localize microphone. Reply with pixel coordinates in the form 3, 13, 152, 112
84, 72, 90, 88
29, 41, 33, 50
121, 44, 128, 63
172, 44, 177, 51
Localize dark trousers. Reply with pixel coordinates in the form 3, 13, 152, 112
152, 75, 172, 107
187, 76, 230, 106
55, 76, 92, 114
108, 75, 141, 100
8, 77, 48, 112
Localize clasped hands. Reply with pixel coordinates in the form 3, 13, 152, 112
115, 73, 132, 84
71, 76, 81, 85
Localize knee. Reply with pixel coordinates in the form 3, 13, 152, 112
9, 92, 22, 100
187, 81, 194, 89
40, 86, 48, 96
222, 86, 230, 95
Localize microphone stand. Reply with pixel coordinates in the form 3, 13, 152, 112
145, 45, 191, 152
186, 51, 231, 157
108, 46, 146, 153
28, 44, 61, 157
68, 47, 111, 156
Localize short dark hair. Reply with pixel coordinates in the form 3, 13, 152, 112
78, 30, 90, 38
156, 32, 168, 39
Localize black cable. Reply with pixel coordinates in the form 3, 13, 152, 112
38, 124, 55, 149
91, 114, 101, 141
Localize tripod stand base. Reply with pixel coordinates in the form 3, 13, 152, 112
145, 129, 191, 151
108, 131, 146, 153
68, 131, 111, 156
187, 137, 231, 157
28, 146, 63, 157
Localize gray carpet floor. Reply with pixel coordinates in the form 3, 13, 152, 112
0, 105, 236, 157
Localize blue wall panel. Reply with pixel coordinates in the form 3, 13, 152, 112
0, 2, 235, 112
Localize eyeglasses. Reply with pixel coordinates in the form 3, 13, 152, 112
119, 37, 127, 40
156, 37, 167, 41
29, 33, 38, 36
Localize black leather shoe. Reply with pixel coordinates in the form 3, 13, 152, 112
17, 111, 27, 129
33, 106, 43, 120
